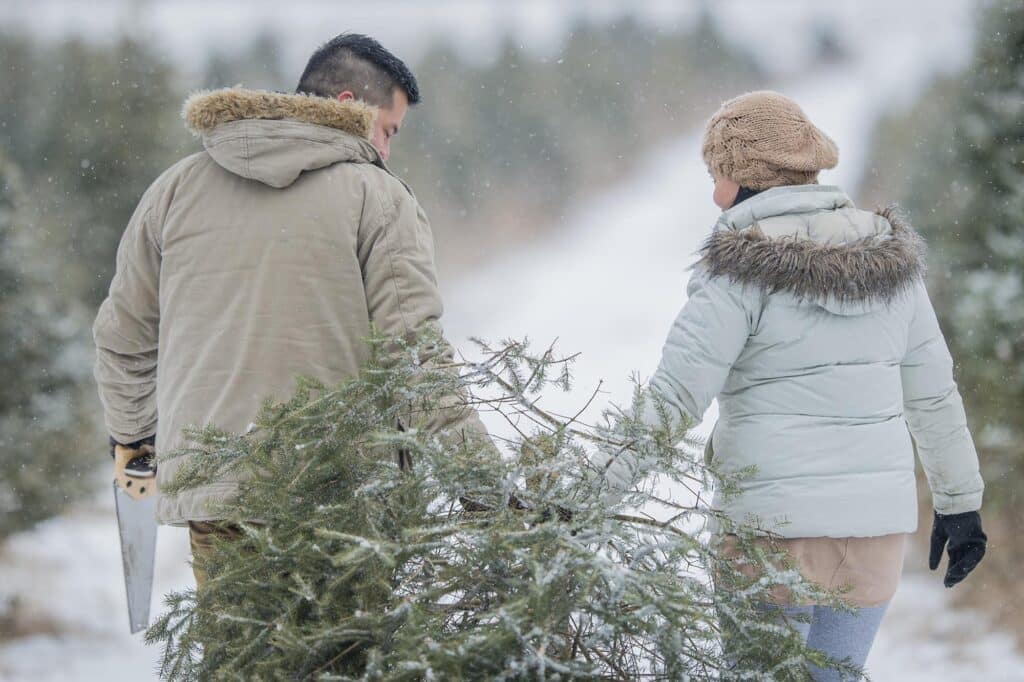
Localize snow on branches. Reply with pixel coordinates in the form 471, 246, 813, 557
148, 329, 855, 680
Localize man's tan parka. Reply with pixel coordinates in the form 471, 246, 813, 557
93, 88, 489, 525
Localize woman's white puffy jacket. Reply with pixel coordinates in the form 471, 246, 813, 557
622, 185, 983, 538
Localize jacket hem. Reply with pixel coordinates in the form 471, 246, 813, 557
157, 481, 240, 527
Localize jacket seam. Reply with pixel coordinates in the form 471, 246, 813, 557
934, 487, 983, 499
715, 411, 905, 420
206, 132, 365, 150
738, 359, 901, 371
133, 206, 157, 436
103, 203, 159, 437
738, 469, 914, 484
136, 204, 162, 255
243, 122, 251, 179
376, 189, 411, 333
827, 539, 851, 589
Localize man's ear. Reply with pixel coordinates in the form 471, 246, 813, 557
336, 91, 355, 102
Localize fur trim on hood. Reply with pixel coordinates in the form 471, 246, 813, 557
696, 206, 926, 304
182, 88, 376, 140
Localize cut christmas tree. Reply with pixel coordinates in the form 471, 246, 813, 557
148, 330, 856, 680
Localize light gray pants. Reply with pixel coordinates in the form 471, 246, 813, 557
775, 602, 890, 681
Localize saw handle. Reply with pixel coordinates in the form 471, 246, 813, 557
114, 444, 157, 501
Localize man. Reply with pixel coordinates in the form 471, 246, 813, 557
94, 34, 491, 587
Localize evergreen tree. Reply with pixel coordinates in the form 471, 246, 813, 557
202, 31, 288, 92
865, 4, 1024, 507
859, 1, 1024, 642
393, 14, 763, 268
937, 3, 1024, 470
0, 31, 186, 538
0, 154, 90, 539
0, 33, 192, 307
148, 332, 855, 680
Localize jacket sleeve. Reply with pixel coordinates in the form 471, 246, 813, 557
597, 267, 756, 501
901, 278, 984, 514
645, 267, 758, 429
357, 178, 495, 450
93, 192, 162, 446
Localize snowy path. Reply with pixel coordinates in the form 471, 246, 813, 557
3, 25, 1023, 682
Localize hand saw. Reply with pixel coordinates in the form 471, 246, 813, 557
113, 447, 158, 634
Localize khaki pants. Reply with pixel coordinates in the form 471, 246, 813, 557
714, 532, 906, 608
188, 520, 245, 589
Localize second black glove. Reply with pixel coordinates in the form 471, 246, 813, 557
928, 510, 987, 588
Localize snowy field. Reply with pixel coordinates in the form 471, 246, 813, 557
3, 2, 1022, 680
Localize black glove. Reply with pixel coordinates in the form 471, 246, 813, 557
929, 510, 986, 588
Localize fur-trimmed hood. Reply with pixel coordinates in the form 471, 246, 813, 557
181, 88, 380, 188
696, 185, 925, 315
183, 87, 376, 139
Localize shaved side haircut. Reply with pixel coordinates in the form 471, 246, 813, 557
296, 33, 420, 106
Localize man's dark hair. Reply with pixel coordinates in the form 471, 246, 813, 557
296, 33, 420, 106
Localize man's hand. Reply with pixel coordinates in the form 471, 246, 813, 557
111, 435, 157, 501
929, 510, 987, 588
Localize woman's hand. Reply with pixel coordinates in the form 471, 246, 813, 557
929, 510, 987, 587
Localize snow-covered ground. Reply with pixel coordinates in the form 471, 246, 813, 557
3, 5, 1022, 680
0, 492, 192, 681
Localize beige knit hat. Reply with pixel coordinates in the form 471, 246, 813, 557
701, 90, 839, 190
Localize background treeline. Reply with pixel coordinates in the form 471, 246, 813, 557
0, 14, 759, 539
0, 152, 90, 537
0, 35, 189, 540
860, 2, 1023, 641
395, 13, 761, 266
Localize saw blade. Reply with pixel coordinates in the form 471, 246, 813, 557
114, 480, 158, 634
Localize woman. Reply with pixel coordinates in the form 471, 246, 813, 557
633, 91, 987, 678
